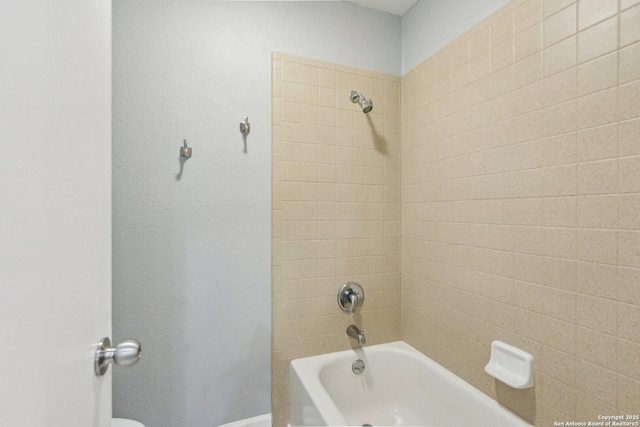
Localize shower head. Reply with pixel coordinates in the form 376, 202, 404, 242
349, 91, 373, 113
361, 98, 373, 114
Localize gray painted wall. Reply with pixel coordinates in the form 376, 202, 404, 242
401, 0, 512, 73
112, 2, 400, 426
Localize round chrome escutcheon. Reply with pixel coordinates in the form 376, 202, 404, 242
352, 359, 365, 375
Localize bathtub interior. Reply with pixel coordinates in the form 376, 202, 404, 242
318, 348, 467, 426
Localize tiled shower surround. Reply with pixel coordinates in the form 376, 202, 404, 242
271, 54, 402, 425
402, 0, 640, 424
272, 0, 640, 425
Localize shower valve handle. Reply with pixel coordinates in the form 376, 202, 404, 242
338, 282, 364, 315
349, 293, 358, 315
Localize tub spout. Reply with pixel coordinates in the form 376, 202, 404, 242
346, 325, 366, 345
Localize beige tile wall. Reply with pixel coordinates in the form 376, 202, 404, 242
401, 0, 640, 425
271, 53, 402, 426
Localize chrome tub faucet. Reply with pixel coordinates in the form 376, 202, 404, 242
346, 325, 366, 345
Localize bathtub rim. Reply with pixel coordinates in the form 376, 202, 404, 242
289, 340, 533, 427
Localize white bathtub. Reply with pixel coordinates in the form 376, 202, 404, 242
290, 341, 533, 427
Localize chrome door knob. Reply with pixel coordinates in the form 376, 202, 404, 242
94, 337, 141, 376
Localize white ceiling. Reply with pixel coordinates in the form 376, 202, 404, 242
345, 0, 419, 16
205, 1, 420, 17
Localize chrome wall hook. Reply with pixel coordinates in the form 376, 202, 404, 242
180, 139, 192, 158
240, 116, 250, 135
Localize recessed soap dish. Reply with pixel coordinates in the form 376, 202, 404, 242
484, 340, 535, 389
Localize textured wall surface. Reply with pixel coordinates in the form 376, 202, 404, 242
401, 0, 640, 425
271, 53, 401, 426
111, 2, 400, 426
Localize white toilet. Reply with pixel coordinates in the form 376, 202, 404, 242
113, 418, 145, 427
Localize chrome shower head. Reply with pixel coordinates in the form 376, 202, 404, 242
361, 98, 373, 113
349, 91, 373, 113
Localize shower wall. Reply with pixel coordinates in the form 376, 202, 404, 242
401, 0, 640, 424
271, 53, 402, 426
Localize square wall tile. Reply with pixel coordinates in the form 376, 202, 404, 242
516, 0, 543, 33
544, 4, 576, 47
543, 35, 577, 76
619, 81, 640, 121
577, 0, 617, 30
544, 0, 576, 17
577, 16, 617, 63
577, 52, 617, 96
621, 4, 640, 47
619, 42, 640, 84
